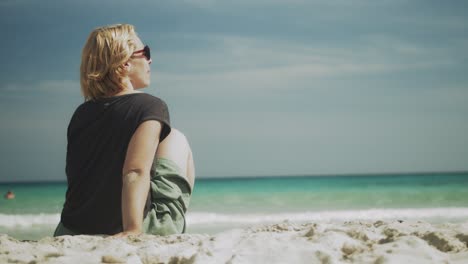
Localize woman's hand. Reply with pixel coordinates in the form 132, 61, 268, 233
112, 229, 142, 238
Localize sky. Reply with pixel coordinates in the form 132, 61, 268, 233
0, 0, 467, 181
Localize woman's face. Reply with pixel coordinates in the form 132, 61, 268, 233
128, 36, 152, 89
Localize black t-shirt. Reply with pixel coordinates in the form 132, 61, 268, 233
60, 93, 171, 234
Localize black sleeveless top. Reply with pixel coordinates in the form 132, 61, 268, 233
61, 93, 171, 234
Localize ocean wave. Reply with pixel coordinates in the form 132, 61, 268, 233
0, 213, 60, 228
2, 208, 468, 228
185, 207, 468, 225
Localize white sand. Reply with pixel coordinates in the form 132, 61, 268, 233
1, 220, 468, 263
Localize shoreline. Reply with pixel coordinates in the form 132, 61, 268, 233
1, 220, 468, 263
3, 207, 468, 241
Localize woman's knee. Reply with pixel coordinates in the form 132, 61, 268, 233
157, 128, 195, 189
165, 129, 188, 145
156, 129, 191, 166
159, 129, 190, 151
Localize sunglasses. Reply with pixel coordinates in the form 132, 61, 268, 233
133, 45, 151, 61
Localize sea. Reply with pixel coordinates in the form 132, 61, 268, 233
1, 172, 468, 241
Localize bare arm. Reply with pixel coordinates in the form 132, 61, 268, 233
116, 120, 162, 236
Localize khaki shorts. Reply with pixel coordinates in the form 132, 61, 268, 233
54, 157, 191, 236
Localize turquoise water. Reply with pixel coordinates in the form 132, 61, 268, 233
190, 173, 468, 212
0, 182, 65, 214
1, 172, 468, 240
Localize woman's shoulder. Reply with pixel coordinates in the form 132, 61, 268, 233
131, 93, 170, 123
133, 92, 164, 101
71, 92, 168, 114
132, 93, 168, 108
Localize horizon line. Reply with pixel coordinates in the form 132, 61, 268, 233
0, 170, 467, 184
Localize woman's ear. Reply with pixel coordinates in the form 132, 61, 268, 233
121, 61, 131, 73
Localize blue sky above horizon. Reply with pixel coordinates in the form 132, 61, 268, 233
1, 0, 467, 181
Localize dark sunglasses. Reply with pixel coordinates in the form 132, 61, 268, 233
133, 45, 151, 61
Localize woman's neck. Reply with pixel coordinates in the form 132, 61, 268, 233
112, 88, 140, 97
109, 79, 142, 97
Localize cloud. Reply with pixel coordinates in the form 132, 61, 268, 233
0, 80, 82, 116
1, 80, 80, 93
151, 33, 457, 98
179, 0, 401, 10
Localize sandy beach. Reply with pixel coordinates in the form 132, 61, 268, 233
1, 220, 468, 264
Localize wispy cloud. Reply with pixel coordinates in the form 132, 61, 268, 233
152, 33, 457, 97
1, 80, 80, 93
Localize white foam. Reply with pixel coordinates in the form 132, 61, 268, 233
0, 213, 60, 228
2, 208, 468, 229
186, 207, 468, 225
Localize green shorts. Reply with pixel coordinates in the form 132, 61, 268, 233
143, 157, 191, 235
54, 157, 191, 236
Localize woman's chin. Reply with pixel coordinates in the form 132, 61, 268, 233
135, 82, 150, 89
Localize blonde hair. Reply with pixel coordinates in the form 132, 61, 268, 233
80, 24, 138, 100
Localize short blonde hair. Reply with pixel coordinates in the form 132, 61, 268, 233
80, 24, 138, 100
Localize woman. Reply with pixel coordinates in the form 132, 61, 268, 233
54, 24, 195, 237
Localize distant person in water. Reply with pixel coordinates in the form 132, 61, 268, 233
4, 190, 15, 200
54, 24, 195, 237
